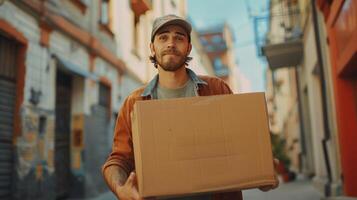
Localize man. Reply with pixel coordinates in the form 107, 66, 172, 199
102, 15, 278, 200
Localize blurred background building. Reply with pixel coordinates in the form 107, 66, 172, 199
262, 0, 357, 198
0, 0, 237, 199
0, 0, 139, 199
197, 23, 240, 92
0, 0, 356, 200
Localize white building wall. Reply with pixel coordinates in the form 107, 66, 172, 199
50, 32, 89, 72
303, 16, 328, 192
264, 0, 306, 174
267, 0, 287, 44
111, 0, 150, 83
116, 74, 143, 110
94, 57, 120, 111
316, 9, 342, 195
49, 31, 93, 115
275, 70, 291, 131
188, 47, 210, 76
1, 1, 121, 115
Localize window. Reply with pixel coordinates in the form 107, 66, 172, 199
98, 0, 114, 37
200, 38, 208, 45
99, 83, 110, 107
70, 0, 88, 14
170, 0, 177, 8
80, 0, 89, 6
205, 45, 214, 52
100, 0, 110, 25
130, 0, 151, 58
212, 35, 222, 44
131, 16, 141, 58
214, 57, 223, 69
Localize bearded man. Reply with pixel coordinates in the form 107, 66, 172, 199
102, 14, 278, 200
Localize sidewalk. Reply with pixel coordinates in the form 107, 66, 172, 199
89, 191, 117, 200
243, 175, 322, 200
91, 176, 322, 200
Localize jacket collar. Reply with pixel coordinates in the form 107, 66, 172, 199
141, 68, 207, 97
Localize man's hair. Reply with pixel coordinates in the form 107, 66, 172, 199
149, 55, 193, 68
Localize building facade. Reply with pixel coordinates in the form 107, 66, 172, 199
316, 0, 357, 197
198, 23, 240, 92
0, 0, 141, 199
263, 0, 357, 198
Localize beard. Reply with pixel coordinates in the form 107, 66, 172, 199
156, 50, 187, 72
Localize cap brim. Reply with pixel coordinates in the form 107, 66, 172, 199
152, 19, 192, 41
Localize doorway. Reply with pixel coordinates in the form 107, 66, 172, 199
0, 34, 19, 200
55, 70, 72, 199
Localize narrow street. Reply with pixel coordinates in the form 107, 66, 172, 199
91, 175, 322, 200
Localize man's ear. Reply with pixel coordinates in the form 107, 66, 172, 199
150, 43, 155, 57
187, 43, 192, 55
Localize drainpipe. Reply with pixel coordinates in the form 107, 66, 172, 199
294, 67, 307, 173
311, 0, 332, 197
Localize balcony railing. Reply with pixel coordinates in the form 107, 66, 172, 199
262, 37, 303, 70
261, 0, 303, 70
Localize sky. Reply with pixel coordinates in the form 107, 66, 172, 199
187, 0, 270, 92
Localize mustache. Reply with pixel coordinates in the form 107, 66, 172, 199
162, 49, 181, 56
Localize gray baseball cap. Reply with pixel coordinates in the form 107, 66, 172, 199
151, 14, 192, 42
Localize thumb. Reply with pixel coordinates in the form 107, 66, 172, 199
126, 172, 136, 186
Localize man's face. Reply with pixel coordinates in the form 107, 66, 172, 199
150, 25, 192, 72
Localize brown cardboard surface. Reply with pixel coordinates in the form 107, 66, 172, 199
131, 93, 276, 198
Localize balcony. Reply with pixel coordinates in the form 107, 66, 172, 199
204, 43, 227, 53
261, 2, 303, 70
262, 38, 303, 70
214, 66, 230, 77
131, 0, 152, 17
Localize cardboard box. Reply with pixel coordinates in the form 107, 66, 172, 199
131, 93, 276, 198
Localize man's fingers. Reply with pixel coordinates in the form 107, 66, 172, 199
259, 180, 279, 192
132, 191, 142, 200
272, 181, 279, 189
273, 158, 279, 167
126, 172, 136, 186
259, 185, 271, 192
131, 183, 143, 200
272, 175, 279, 189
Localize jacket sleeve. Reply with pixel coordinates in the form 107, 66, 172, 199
102, 96, 135, 176
219, 79, 234, 95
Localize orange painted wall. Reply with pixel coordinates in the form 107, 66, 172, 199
318, 0, 357, 196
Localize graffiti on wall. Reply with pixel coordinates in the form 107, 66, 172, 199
16, 107, 55, 179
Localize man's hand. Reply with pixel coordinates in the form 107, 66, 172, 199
115, 172, 143, 200
103, 166, 155, 200
259, 158, 280, 192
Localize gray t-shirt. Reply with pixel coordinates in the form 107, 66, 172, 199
154, 78, 211, 200
155, 78, 196, 99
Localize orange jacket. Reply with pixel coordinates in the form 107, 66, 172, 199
102, 69, 243, 200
